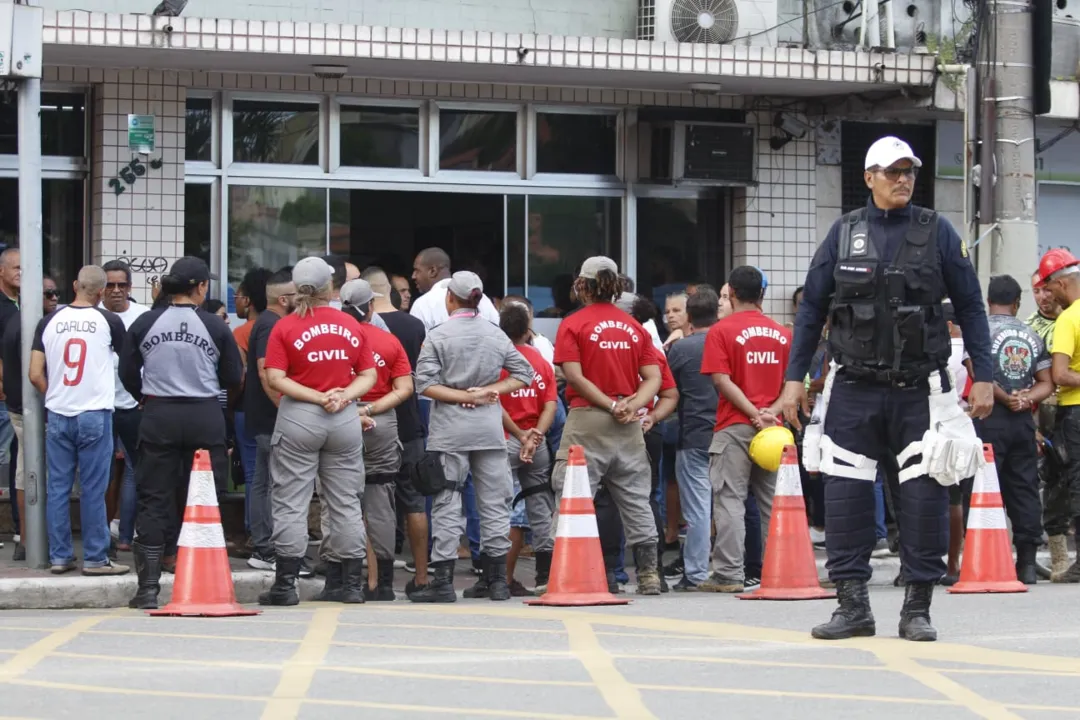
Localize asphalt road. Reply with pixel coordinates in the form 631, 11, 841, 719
1, 583, 1078, 719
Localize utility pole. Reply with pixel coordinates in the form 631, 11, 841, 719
5, 1, 47, 567
980, 0, 1039, 313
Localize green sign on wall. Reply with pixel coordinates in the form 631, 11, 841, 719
127, 114, 155, 153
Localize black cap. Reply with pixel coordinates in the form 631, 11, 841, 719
166, 256, 217, 286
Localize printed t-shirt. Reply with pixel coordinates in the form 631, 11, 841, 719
700, 309, 791, 432
356, 323, 412, 402
553, 303, 656, 409
264, 306, 374, 393
500, 342, 557, 434
988, 313, 1050, 394
33, 305, 126, 416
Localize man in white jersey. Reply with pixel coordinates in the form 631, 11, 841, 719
29, 265, 128, 576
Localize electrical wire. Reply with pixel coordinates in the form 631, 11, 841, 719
726, 0, 856, 43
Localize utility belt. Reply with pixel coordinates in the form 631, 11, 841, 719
407, 451, 467, 496
836, 365, 935, 388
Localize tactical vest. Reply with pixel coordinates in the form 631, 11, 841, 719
827, 205, 951, 374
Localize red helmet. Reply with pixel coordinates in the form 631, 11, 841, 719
1035, 248, 1080, 287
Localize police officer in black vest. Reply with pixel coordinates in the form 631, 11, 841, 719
782, 136, 993, 642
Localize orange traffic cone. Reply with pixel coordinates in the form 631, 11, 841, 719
527, 445, 629, 607
148, 449, 261, 616
740, 445, 835, 601
948, 444, 1027, 594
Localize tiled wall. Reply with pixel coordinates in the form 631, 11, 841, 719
40, 0, 639, 37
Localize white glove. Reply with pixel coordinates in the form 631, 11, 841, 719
922, 385, 983, 487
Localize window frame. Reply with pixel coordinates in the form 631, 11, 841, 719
430, 101, 524, 182
331, 96, 427, 179
528, 104, 623, 185
225, 92, 327, 176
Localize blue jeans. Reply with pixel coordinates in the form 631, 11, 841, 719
874, 471, 887, 541
113, 407, 142, 546
675, 448, 711, 583
46, 409, 114, 567
234, 411, 257, 532
0, 402, 16, 533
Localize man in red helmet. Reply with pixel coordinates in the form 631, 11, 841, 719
1037, 247, 1080, 582
782, 136, 993, 643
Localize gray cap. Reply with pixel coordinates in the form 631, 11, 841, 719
579, 256, 618, 279
615, 291, 636, 313
448, 270, 484, 299
292, 256, 333, 290
340, 278, 382, 310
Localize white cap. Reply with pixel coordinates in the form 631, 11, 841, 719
292, 257, 333, 290
864, 136, 922, 170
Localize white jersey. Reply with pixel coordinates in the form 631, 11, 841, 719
107, 301, 148, 410
33, 305, 126, 416
410, 278, 500, 331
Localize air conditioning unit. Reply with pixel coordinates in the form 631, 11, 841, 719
637, 0, 777, 45
639, 120, 756, 185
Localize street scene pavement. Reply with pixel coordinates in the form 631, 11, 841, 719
1, 581, 1078, 719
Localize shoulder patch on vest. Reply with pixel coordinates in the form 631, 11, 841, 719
960, 237, 968, 258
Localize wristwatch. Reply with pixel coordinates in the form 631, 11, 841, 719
360, 402, 373, 416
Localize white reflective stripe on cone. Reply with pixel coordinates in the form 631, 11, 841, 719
178, 521, 228, 549
967, 507, 1008, 531
556, 513, 600, 539
562, 465, 592, 499
774, 464, 802, 497
974, 465, 1001, 495
186, 471, 219, 508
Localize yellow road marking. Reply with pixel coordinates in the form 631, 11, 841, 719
261, 606, 341, 720
638, 682, 956, 705
332, 638, 572, 657
0, 615, 110, 680
564, 619, 657, 720
872, 648, 1022, 720
612, 652, 888, 672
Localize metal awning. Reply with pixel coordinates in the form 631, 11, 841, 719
42, 11, 937, 97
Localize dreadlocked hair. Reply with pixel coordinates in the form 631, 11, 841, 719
578, 268, 621, 304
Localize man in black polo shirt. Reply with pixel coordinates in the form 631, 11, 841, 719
0, 248, 22, 551
244, 269, 296, 570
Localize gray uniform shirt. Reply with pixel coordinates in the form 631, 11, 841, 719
415, 310, 534, 452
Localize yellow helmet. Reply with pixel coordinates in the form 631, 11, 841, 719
749, 425, 795, 472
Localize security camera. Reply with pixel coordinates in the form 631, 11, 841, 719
517, 47, 530, 62
312, 64, 348, 80
774, 112, 810, 139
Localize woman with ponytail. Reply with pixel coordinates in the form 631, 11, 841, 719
409, 271, 535, 603
550, 256, 664, 594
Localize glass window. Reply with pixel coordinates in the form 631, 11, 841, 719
228, 186, 327, 288
636, 196, 725, 311
527, 196, 620, 317
0, 92, 86, 157
185, 97, 212, 162
340, 106, 420, 169
232, 100, 319, 165
184, 183, 212, 265
0, 178, 85, 303
439, 110, 516, 172
536, 113, 617, 175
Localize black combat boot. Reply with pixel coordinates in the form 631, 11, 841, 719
1015, 544, 1039, 585
603, 554, 622, 594
633, 542, 662, 595
128, 542, 163, 610
486, 554, 511, 601
811, 579, 876, 640
534, 550, 552, 594
898, 582, 937, 641
314, 561, 343, 601
258, 556, 302, 606
463, 554, 491, 599
364, 559, 396, 601
409, 559, 457, 603
339, 558, 366, 604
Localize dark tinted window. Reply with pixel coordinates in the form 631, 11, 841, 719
341, 106, 420, 169
184, 183, 212, 265
841, 121, 935, 213
233, 100, 319, 165
536, 113, 617, 175
186, 97, 212, 162
0, 92, 85, 156
439, 110, 516, 171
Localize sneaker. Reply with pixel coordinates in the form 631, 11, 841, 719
871, 538, 892, 558
673, 576, 700, 592
12, 542, 25, 562
744, 576, 761, 591
393, 558, 406, 569
508, 579, 531, 597
109, 519, 120, 540
809, 527, 826, 547
941, 573, 959, 586
615, 569, 630, 584
247, 552, 276, 571
404, 561, 416, 574
663, 556, 685, 579
698, 574, 744, 593
50, 559, 77, 574
298, 557, 315, 578
82, 560, 130, 576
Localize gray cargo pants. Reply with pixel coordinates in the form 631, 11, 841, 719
319, 410, 399, 561
708, 423, 775, 582
430, 449, 513, 562
507, 435, 555, 553
551, 407, 656, 546
271, 397, 367, 561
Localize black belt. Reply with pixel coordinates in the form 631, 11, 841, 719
838, 366, 933, 388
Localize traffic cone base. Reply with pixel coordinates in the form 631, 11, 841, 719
948, 444, 1027, 595
528, 445, 629, 607
739, 445, 835, 601
148, 449, 261, 617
